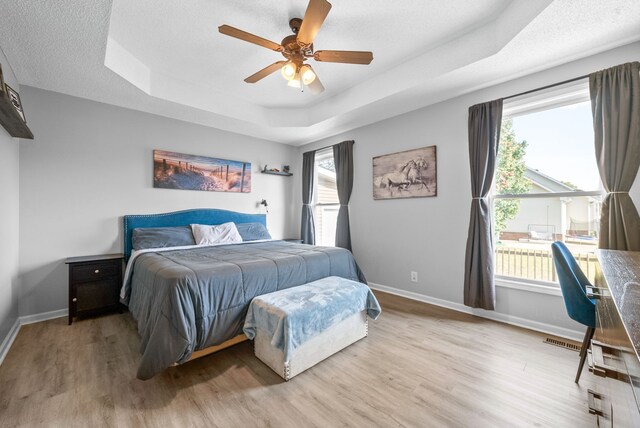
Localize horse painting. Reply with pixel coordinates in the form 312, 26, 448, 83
373, 146, 437, 200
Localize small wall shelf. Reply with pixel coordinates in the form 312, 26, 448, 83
0, 93, 33, 139
261, 170, 293, 177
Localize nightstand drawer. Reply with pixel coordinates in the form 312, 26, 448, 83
70, 262, 119, 283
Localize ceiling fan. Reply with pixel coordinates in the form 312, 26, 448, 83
218, 0, 373, 94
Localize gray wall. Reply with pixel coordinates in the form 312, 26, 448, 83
18, 87, 297, 317
295, 42, 640, 338
0, 47, 20, 348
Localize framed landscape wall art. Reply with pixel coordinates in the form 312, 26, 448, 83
372, 145, 437, 200
153, 150, 251, 193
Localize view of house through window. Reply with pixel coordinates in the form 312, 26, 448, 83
494, 85, 602, 285
314, 148, 339, 247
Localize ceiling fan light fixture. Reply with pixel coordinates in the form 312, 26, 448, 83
300, 64, 316, 85
281, 61, 298, 81
287, 71, 301, 88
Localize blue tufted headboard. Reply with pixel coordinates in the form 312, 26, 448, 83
123, 208, 266, 261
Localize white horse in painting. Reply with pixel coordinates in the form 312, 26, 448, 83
376, 163, 412, 195
375, 158, 430, 196
405, 158, 430, 192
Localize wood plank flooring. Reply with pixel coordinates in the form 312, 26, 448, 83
0, 291, 597, 427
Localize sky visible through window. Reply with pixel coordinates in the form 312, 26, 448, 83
510, 101, 600, 191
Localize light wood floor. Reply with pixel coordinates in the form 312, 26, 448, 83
0, 291, 597, 427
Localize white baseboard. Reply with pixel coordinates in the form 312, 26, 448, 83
19, 308, 67, 325
0, 308, 67, 366
0, 318, 20, 366
369, 282, 583, 342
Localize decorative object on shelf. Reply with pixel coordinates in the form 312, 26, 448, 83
4, 84, 25, 123
153, 150, 251, 193
373, 145, 437, 200
260, 199, 269, 213
261, 164, 293, 176
0, 63, 33, 139
65, 253, 124, 325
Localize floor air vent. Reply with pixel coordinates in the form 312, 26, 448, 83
544, 337, 581, 352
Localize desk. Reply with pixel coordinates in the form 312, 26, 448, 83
590, 250, 640, 427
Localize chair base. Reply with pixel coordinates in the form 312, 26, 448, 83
576, 326, 595, 383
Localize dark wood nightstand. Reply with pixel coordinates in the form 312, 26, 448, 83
65, 253, 124, 325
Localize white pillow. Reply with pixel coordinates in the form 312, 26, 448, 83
191, 222, 243, 246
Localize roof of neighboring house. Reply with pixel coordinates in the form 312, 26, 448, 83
318, 166, 336, 183
524, 167, 576, 193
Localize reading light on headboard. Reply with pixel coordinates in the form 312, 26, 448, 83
260, 199, 269, 213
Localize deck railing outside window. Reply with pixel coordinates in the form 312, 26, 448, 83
495, 245, 598, 284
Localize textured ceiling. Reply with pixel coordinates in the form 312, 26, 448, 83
107, 0, 509, 109
0, 0, 639, 145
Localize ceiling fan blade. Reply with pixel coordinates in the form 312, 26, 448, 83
218, 25, 283, 52
308, 74, 325, 94
297, 0, 332, 47
244, 61, 287, 83
314, 50, 373, 64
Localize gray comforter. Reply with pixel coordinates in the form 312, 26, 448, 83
123, 241, 366, 379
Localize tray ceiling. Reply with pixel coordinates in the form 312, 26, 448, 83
0, 0, 639, 145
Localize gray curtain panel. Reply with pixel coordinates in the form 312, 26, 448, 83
333, 140, 355, 251
590, 62, 640, 251
301, 150, 317, 245
463, 99, 503, 310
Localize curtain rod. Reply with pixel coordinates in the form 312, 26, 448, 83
503, 73, 590, 101
304, 140, 355, 154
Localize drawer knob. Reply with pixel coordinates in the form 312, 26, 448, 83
588, 340, 631, 381
587, 389, 604, 416
586, 285, 610, 300
72, 298, 77, 302
94, 269, 100, 274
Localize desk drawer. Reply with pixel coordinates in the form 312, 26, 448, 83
592, 276, 640, 426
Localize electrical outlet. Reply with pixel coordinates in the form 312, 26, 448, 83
410, 271, 418, 282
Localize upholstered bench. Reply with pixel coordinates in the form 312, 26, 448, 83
243, 276, 381, 381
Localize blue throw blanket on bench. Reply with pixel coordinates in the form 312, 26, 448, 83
243, 276, 381, 360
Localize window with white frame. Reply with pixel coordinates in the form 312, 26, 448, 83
314, 148, 339, 246
494, 81, 602, 286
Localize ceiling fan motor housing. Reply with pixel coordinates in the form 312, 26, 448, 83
281, 34, 313, 61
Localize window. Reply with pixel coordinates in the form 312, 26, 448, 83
494, 81, 602, 286
314, 148, 339, 246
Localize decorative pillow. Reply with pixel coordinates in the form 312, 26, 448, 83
191, 222, 243, 246
132, 226, 196, 250
236, 222, 272, 241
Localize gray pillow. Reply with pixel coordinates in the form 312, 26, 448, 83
236, 222, 272, 241
132, 226, 196, 250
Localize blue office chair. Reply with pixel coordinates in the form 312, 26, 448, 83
551, 241, 596, 383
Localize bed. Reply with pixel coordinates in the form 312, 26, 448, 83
121, 208, 366, 379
